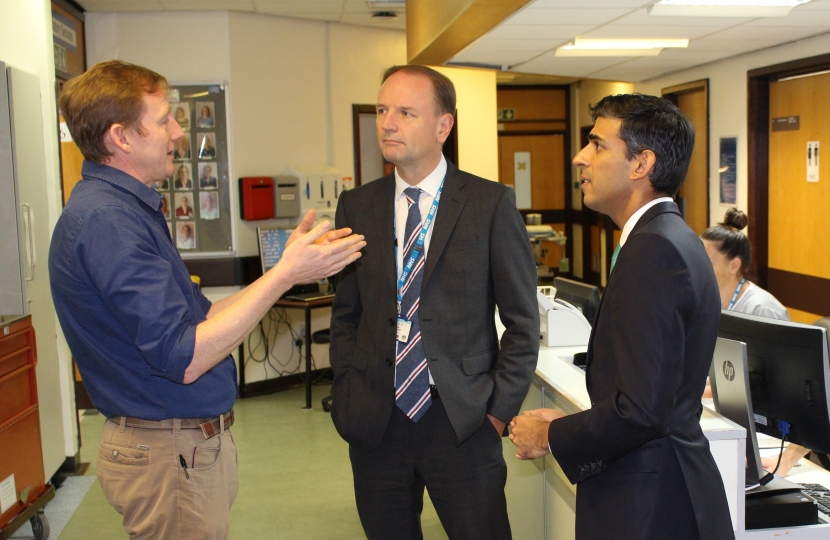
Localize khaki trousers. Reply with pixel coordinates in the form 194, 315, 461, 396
97, 418, 239, 540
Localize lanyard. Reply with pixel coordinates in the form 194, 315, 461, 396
395, 178, 444, 315
726, 277, 746, 311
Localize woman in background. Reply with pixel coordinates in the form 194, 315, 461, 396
702, 208, 788, 319
701, 208, 806, 475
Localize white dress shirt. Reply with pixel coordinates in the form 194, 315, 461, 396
618, 197, 674, 247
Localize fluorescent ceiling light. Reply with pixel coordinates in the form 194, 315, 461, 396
366, 0, 405, 6
649, 0, 812, 17
554, 38, 688, 57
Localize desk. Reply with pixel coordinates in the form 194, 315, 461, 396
503, 345, 830, 539
503, 344, 746, 540
272, 297, 334, 409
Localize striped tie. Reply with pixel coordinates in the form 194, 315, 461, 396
395, 187, 432, 422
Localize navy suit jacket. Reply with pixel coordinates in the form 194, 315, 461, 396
548, 201, 734, 540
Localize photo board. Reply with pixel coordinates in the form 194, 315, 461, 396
160, 83, 234, 256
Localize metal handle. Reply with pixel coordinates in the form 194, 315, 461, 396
22, 203, 35, 281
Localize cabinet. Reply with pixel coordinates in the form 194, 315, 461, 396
0, 315, 53, 539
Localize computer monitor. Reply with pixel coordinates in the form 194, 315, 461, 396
257, 227, 294, 274
711, 337, 766, 486
717, 311, 830, 454
553, 277, 600, 324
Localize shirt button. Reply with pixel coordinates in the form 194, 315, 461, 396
112, 450, 119, 458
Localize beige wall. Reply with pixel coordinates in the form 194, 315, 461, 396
636, 32, 830, 230
435, 66, 499, 182
568, 79, 634, 279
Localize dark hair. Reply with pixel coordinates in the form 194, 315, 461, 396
58, 60, 168, 163
701, 208, 752, 275
382, 65, 456, 116
589, 94, 694, 197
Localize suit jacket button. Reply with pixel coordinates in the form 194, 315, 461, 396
385, 358, 393, 366
388, 318, 395, 326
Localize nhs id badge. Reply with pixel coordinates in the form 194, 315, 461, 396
396, 318, 412, 343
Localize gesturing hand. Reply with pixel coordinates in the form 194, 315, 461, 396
279, 210, 366, 284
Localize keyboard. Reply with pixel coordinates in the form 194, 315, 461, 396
800, 483, 830, 516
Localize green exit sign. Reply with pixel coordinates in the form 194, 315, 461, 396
498, 109, 516, 121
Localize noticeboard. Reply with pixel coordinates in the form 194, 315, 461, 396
160, 83, 235, 257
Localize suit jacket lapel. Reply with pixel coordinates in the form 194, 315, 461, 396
372, 176, 397, 292
422, 165, 468, 288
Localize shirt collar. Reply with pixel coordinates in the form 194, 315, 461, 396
81, 160, 164, 211
394, 154, 447, 201
619, 196, 674, 247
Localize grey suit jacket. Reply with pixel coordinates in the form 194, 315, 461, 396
329, 163, 539, 451
548, 202, 733, 540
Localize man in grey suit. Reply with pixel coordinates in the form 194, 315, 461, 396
510, 94, 734, 540
329, 65, 539, 539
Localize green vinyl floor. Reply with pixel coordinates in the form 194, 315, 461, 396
59, 384, 449, 539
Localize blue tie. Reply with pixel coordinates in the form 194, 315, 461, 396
395, 187, 432, 422
610, 244, 621, 275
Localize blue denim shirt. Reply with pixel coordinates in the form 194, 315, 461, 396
49, 161, 237, 420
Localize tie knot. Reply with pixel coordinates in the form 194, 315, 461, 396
404, 187, 422, 206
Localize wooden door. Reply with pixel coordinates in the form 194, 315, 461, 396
768, 72, 830, 323
664, 81, 709, 235
498, 134, 565, 210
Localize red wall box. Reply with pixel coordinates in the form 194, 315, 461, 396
239, 176, 275, 221
0, 315, 53, 534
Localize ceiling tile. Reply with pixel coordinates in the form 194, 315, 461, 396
742, 9, 830, 26
253, 1, 344, 15
504, 8, 633, 26
527, 0, 650, 8
517, 52, 633, 78
486, 24, 595, 40
339, 12, 406, 30
581, 24, 722, 40
610, 7, 752, 27
703, 24, 828, 41
161, 0, 254, 10
793, 0, 830, 10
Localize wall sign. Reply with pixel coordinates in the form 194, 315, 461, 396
498, 108, 516, 121
771, 116, 800, 132
807, 141, 819, 183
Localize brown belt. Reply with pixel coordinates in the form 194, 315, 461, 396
109, 410, 234, 440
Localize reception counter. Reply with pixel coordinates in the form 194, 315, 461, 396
502, 344, 830, 539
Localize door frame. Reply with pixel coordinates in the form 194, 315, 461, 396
748, 52, 830, 314
496, 84, 573, 276
662, 79, 710, 233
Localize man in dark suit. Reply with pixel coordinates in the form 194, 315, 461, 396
510, 94, 734, 540
330, 65, 539, 539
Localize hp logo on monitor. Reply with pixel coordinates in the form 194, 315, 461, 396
722, 361, 735, 382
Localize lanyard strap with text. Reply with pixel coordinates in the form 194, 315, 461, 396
396, 179, 445, 315
726, 277, 746, 311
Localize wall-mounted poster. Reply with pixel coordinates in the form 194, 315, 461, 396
719, 137, 737, 204
167, 83, 234, 256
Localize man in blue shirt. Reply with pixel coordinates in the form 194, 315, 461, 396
49, 60, 365, 540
